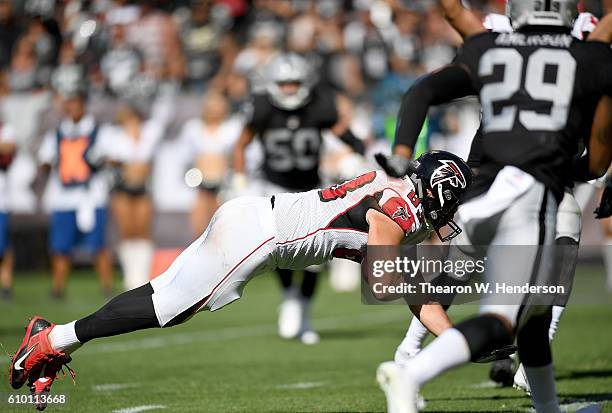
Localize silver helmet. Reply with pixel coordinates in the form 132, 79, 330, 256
265, 53, 315, 111
506, 0, 578, 29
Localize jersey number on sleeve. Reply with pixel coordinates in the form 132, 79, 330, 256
479, 48, 576, 133
319, 171, 377, 202
264, 128, 320, 172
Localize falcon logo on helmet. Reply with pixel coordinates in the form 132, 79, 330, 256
430, 160, 467, 190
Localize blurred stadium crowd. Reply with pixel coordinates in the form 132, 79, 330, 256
0, 0, 609, 297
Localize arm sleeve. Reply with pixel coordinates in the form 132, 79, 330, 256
337, 129, 365, 155
393, 65, 476, 151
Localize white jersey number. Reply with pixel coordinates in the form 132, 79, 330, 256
479, 48, 576, 133
264, 128, 320, 172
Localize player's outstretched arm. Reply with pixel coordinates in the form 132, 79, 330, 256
587, 96, 612, 177
394, 65, 476, 158
365, 210, 454, 333
439, 0, 486, 39
589, 12, 612, 43
573, 96, 612, 182
364, 209, 405, 301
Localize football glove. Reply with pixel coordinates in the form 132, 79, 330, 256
374, 153, 419, 178
595, 178, 612, 219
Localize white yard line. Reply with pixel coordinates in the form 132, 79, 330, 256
469, 380, 499, 389
91, 383, 140, 392
111, 405, 166, 413
0, 309, 408, 365
276, 381, 325, 390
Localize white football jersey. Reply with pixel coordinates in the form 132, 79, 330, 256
272, 170, 432, 269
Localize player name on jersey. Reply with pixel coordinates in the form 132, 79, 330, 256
495, 33, 573, 47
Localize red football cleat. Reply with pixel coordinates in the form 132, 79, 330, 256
8, 317, 72, 391
29, 355, 76, 411
31, 377, 52, 411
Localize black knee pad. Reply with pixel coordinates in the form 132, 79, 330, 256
455, 314, 513, 362
517, 307, 553, 367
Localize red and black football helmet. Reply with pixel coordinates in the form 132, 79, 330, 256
375, 150, 473, 241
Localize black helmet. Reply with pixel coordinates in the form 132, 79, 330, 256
375, 150, 473, 241
411, 151, 472, 241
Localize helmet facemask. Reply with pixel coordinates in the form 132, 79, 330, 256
506, 0, 579, 30
265, 54, 315, 110
411, 174, 463, 242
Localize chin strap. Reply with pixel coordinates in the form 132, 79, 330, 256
435, 219, 462, 242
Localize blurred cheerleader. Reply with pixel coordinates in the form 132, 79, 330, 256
108, 103, 163, 291
179, 90, 242, 235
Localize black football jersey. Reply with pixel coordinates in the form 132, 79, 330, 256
245, 86, 339, 190
454, 30, 612, 201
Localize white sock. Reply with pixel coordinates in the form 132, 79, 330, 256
605, 238, 612, 291
48, 321, 81, 354
397, 316, 429, 359
403, 328, 470, 386
548, 306, 564, 342
524, 364, 560, 413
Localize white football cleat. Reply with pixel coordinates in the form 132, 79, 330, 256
513, 363, 531, 394
299, 330, 320, 345
376, 361, 419, 413
278, 293, 302, 339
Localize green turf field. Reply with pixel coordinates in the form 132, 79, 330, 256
1, 266, 611, 413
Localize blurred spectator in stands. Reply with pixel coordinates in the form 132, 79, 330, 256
51, 41, 85, 95
38, 85, 114, 298
233, 21, 281, 93
0, 0, 22, 70
105, 0, 141, 27
179, 90, 241, 235
100, 23, 146, 97
181, 0, 238, 91
22, 13, 62, 83
370, 8, 422, 142
0, 114, 16, 300
420, 7, 460, 72
343, 0, 392, 83
127, 0, 184, 82
107, 102, 163, 291
371, 50, 417, 142
8, 37, 45, 92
